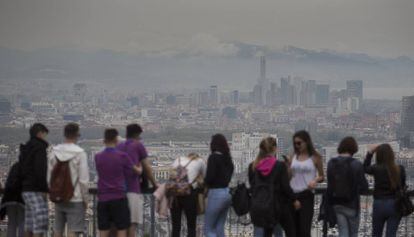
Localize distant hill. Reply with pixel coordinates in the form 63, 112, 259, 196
1, 43, 413, 91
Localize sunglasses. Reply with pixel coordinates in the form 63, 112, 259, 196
294, 141, 303, 146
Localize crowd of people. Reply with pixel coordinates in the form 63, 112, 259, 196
0, 122, 412, 237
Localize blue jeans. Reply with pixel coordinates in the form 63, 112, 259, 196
333, 205, 359, 237
254, 224, 284, 237
204, 188, 231, 237
372, 198, 401, 237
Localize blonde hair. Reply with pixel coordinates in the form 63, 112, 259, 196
252, 137, 277, 170
188, 153, 200, 160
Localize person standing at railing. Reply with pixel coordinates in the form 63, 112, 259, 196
248, 137, 299, 237
95, 129, 142, 237
327, 137, 368, 237
47, 123, 90, 237
364, 144, 407, 237
0, 159, 25, 237
20, 123, 50, 237
117, 124, 157, 237
204, 134, 234, 237
169, 153, 206, 237
288, 130, 324, 237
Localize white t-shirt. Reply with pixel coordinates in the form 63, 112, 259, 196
172, 156, 206, 188
290, 155, 317, 193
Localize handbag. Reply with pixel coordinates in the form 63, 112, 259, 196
395, 185, 414, 217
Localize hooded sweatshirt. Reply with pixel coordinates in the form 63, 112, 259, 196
21, 137, 49, 192
248, 156, 295, 204
256, 156, 277, 176
48, 143, 90, 203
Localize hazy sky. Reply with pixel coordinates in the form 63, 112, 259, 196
1, 0, 413, 57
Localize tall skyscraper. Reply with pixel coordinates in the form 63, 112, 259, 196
73, 83, 87, 101
401, 96, 414, 148
230, 90, 240, 105
209, 85, 219, 106
252, 56, 269, 106
269, 82, 278, 106
402, 96, 414, 132
300, 80, 317, 106
198, 91, 209, 106
0, 97, 11, 114
260, 55, 266, 81
253, 84, 263, 106
346, 80, 363, 101
316, 84, 330, 105
280, 76, 298, 105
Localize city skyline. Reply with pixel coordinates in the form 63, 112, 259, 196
1, 1, 413, 236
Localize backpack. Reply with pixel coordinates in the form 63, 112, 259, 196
166, 157, 194, 197
250, 164, 279, 228
6, 144, 26, 193
231, 182, 251, 216
5, 162, 23, 194
330, 157, 354, 203
49, 158, 77, 203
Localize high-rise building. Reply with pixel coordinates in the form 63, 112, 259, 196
260, 55, 266, 82
230, 90, 240, 105
402, 95, 414, 132
346, 80, 363, 101
300, 80, 317, 106
316, 84, 330, 105
253, 85, 263, 106
269, 82, 279, 106
209, 85, 219, 106
198, 91, 209, 107
401, 96, 414, 148
0, 97, 11, 114
252, 56, 269, 106
73, 83, 87, 101
281, 77, 296, 105
347, 97, 360, 112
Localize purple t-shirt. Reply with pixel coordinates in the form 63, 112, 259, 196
116, 139, 148, 193
95, 147, 134, 202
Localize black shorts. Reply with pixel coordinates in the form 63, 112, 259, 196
97, 198, 131, 230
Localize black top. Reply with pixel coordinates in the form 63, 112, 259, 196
363, 152, 406, 199
327, 156, 368, 210
21, 137, 49, 193
248, 161, 295, 204
205, 152, 234, 189
0, 161, 24, 220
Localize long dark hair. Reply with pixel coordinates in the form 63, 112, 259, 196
375, 144, 400, 190
210, 134, 234, 173
293, 130, 317, 156
252, 137, 277, 170
210, 134, 230, 156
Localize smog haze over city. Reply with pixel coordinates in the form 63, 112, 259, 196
0, 0, 414, 98
1, 0, 414, 235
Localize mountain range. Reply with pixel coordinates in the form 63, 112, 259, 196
1, 42, 413, 91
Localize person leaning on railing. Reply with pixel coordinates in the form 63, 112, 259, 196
204, 134, 234, 237
327, 137, 368, 237
364, 144, 407, 237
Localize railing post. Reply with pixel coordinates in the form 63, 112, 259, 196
92, 194, 97, 237
150, 195, 155, 237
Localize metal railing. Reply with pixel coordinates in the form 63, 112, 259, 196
1, 188, 413, 237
